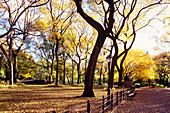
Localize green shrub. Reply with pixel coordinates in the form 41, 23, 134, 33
155, 83, 159, 86
0, 84, 6, 88
159, 84, 164, 87
140, 82, 149, 87
155, 83, 164, 88
135, 83, 140, 88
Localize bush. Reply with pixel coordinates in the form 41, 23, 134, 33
155, 83, 164, 88
135, 83, 140, 88
0, 81, 9, 85
159, 84, 164, 87
140, 82, 149, 87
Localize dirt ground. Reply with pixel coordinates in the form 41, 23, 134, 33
0, 85, 108, 113
114, 87, 170, 113
1, 85, 169, 113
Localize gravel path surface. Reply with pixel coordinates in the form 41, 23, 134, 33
114, 87, 170, 113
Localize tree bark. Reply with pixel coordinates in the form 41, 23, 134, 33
13, 55, 18, 83
110, 40, 118, 89
9, 37, 14, 85
85, 60, 87, 76
81, 32, 106, 97
63, 59, 66, 85
99, 66, 102, 85
47, 62, 52, 83
72, 60, 74, 84
55, 39, 59, 85
9, 60, 13, 85
77, 64, 81, 84
118, 49, 128, 87
51, 45, 55, 83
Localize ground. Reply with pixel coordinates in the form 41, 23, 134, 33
0, 84, 110, 112
1, 85, 170, 113
114, 87, 170, 113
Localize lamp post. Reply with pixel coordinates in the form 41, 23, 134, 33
106, 54, 111, 105
106, 55, 111, 88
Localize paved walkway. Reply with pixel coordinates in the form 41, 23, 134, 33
114, 87, 170, 113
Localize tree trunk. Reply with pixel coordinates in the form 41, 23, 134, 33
55, 40, 59, 85
51, 59, 54, 82
13, 55, 18, 83
99, 66, 102, 85
4, 64, 9, 82
118, 50, 128, 87
74, 0, 113, 97
9, 37, 13, 85
9, 60, 13, 85
47, 62, 52, 83
72, 60, 74, 84
81, 32, 106, 97
63, 59, 66, 85
85, 59, 87, 76
110, 40, 118, 89
77, 64, 80, 84
118, 70, 123, 87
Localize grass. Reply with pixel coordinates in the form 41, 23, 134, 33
0, 84, 115, 113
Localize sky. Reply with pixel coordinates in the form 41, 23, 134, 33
1, 0, 169, 60
133, 25, 161, 55
132, 5, 170, 56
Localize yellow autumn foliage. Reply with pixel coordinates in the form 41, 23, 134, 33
21, 73, 32, 79
121, 49, 157, 81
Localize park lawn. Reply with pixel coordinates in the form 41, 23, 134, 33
0, 84, 111, 113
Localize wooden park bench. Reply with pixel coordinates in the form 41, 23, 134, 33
126, 87, 136, 100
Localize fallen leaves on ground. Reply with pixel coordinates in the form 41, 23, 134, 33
0, 85, 109, 112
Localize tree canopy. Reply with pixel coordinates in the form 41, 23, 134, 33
0, 0, 169, 97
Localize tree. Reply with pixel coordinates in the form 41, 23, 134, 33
17, 51, 37, 79
0, 49, 6, 80
36, 61, 49, 80
63, 20, 95, 84
32, 0, 75, 84
73, 0, 169, 97
59, 48, 69, 85
0, 0, 50, 39
110, 0, 168, 87
121, 49, 156, 82
31, 32, 56, 83
74, 0, 116, 97
153, 52, 170, 86
0, 0, 50, 85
